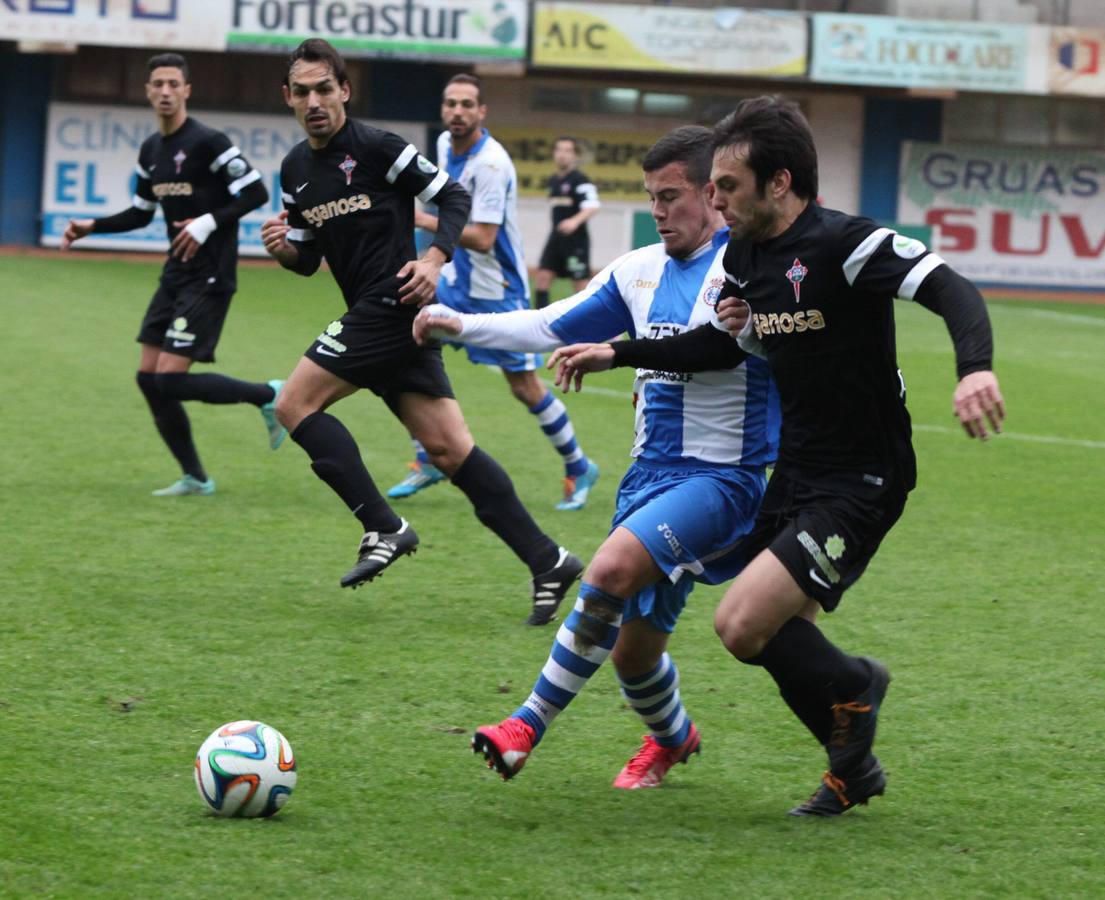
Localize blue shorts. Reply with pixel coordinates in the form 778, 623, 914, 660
437, 293, 539, 372
613, 460, 766, 633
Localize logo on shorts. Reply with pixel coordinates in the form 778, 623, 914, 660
317, 320, 347, 353
339, 154, 357, 185
703, 276, 724, 308
785, 258, 808, 303
798, 530, 841, 585
166, 316, 196, 342
173, 317, 188, 331
173, 149, 187, 174
656, 522, 684, 558
825, 535, 846, 561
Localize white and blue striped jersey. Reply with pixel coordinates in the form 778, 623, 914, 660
428, 229, 779, 469
435, 129, 528, 304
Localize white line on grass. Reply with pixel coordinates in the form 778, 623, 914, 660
988, 305, 1105, 327
539, 379, 1105, 451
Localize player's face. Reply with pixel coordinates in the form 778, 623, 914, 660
552, 140, 577, 172
145, 67, 190, 120
441, 83, 485, 144
644, 162, 716, 259
284, 60, 350, 146
710, 144, 780, 242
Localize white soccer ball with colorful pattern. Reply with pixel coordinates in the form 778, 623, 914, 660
194, 720, 297, 817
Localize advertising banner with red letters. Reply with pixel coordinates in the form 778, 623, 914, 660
898, 141, 1105, 289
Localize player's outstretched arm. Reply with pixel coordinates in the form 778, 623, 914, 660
60, 218, 95, 250
412, 306, 463, 345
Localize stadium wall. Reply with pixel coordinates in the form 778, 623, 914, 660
0, 52, 52, 246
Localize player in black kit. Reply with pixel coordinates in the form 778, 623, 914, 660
62, 52, 279, 497
533, 137, 601, 309
549, 96, 1005, 815
261, 39, 582, 611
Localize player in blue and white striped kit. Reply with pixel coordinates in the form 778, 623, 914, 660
389, 74, 598, 519
415, 127, 780, 788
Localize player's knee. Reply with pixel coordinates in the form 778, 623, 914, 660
274, 389, 306, 430
584, 551, 636, 599
611, 643, 659, 677
713, 609, 767, 661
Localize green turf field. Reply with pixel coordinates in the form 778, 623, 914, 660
2, 253, 1103, 898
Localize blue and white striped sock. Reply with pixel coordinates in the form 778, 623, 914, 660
617, 653, 691, 748
514, 583, 624, 744
529, 390, 589, 478
411, 439, 433, 467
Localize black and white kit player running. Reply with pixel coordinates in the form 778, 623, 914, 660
262, 39, 581, 616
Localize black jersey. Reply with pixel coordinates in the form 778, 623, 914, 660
722, 204, 949, 489
281, 119, 470, 312
547, 169, 600, 231
100, 117, 265, 291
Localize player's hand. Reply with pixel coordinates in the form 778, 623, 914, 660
547, 342, 615, 392
715, 297, 751, 337
170, 218, 202, 262
412, 307, 462, 345
261, 211, 298, 265
397, 249, 444, 306
556, 219, 578, 236
61, 218, 94, 250
953, 370, 1005, 440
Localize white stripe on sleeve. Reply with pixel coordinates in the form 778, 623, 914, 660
577, 182, 600, 209
897, 254, 946, 300
227, 169, 261, 195
134, 163, 150, 179
287, 227, 314, 242
132, 194, 156, 211
416, 169, 448, 204
210, 146, 242, 172
386, 144, 418, 184
281, 191, 295, 205
842, 227, 894, 286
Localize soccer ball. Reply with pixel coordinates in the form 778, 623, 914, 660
194, 720, 297, 817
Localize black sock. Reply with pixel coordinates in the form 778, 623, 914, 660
136, 371, 206, 481
742, 617, 871, 745
156, 372, 274, 406
535, 289, 550, 309
290, 411, 401, 532
450, 445, 559, 574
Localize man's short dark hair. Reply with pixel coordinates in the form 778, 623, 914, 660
445, 73, 482, 104
147, 52, 188, 82
712, 96, 818, 201
285, 38, 349, 88
641, 126, 713, 186
554, 136, 579, 153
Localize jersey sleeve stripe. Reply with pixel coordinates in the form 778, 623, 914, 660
281, 191, 296, 205
842, 227, 894, 286
227, 169, 261, 195
134, 163, 150, 179
132, 194, 157, 211
577, 183, 600, 208
416, 168, 448, 204
386, 144, 418, 184
287, 227, 314, 242
210, 146, 242, 172
897, 253, 946, 300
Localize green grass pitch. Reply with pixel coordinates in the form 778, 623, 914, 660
1, 253, 1103, 897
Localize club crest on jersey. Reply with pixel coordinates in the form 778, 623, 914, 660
173, 149, 187, 174
785, 258, 808, 303
339, 154, 357, 185
703, 276, 724, 307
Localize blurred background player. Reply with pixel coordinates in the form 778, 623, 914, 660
533, 136, 601, 308
388, 75, 599, 512
61, 52, 280, 497
261, 40, 582, 618
414, 126, 778, 786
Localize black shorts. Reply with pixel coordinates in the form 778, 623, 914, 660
136, 277, 233, 363
538, 231, 590, 281
744, 466, 908, 612
304, 300, 455, 412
